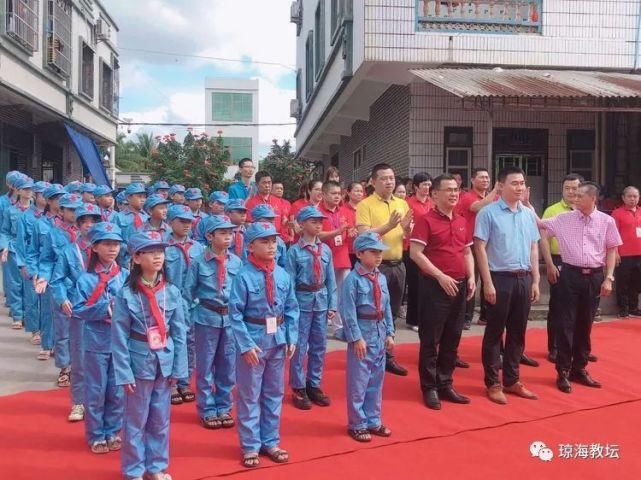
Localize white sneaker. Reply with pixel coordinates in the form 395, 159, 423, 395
68, 404, 85, 422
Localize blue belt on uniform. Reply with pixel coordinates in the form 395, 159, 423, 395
200, 299, 229, 315
357, 311, 384, 321
296, 283, 323, 292
244, 316, 284, 326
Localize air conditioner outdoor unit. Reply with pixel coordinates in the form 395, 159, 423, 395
96, 18, 109, 40
290, 1, 302, 24
290, 99, 301, 119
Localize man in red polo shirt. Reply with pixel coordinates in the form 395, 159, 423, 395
245, 170, 287, 235
456, 167, 499, 328
612, 186, 641, 317
410, 174, 476, 410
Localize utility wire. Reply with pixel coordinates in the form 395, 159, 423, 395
118, 122, 296, 127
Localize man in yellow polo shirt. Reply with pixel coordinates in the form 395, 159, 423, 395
541, 174, 583, 363
357, 163, 412, 375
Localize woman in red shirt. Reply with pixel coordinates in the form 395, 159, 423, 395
340, 181, 364, 267
290, 179, 323, 241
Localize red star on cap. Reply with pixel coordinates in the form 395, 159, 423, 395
223, 215, 230, 222
148, 231, 161, 240
86, 204, 95, 211
260, 222, 271, 230
105, 224, 114, 231
183, 206, 190, 212
70, 194, 78, 201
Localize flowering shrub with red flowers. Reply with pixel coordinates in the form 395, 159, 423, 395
150, 131, 231, 193
259, 140, 316, 201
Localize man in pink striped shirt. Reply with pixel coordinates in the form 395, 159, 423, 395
537, 182, 622, 394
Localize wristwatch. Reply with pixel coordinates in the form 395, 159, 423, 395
606, 275, 615, 282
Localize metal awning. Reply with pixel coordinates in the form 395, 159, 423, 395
409, 68, 641, 110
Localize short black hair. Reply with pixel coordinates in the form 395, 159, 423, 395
255, 170, 271, 183
272, 179, 284, 186
498, 166, 525, 183
412, 172, 432, 188
431, 173, 456, 192
563, 173, 584, 184
371, 163, 394, 180
579, 181, 600, 197
322, 180, 341, 193
238, 158, 253, 168
472, 167, 489, 178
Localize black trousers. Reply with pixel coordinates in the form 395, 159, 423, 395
465, 251, 487, 324
418, 275, 466, 391
555, 266, 602, 374
615, 255, 641, 312
379, 260, 406, 362
404, 250, 421, 327
547, 254, 564, 354
482, 272, 532, 388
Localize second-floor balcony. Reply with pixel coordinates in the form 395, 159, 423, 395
417, 1, 542, 35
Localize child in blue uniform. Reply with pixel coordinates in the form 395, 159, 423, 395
229, 222, 299, 468
112, 231, 187, 480
164, 205, 204, 405
225, 199, 247, 260
184, 188, 207, 242
74, 222, 128, 453
286, 206, 337, 409
194, 191, 228, 244
168, 184, 185, 206
65, 181, 83, 194
81, 183, 97, 204
247, 205, 287, 268
143, 194, 170, 236
116, 183, 149, 241
116, 191, 129, 213
340, 232, 395, 443
51, 203, 103, 421
185, 215, 241, 429
150, 181, 171, 199
95, 185, 117, 222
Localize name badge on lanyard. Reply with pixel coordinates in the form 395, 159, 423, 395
636, 227, 641, 238
266, 316, 278, 334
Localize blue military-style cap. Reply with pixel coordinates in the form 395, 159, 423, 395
167, 204, 195, 221
64, 181, 83, 193
151, 180, 170, 192
125, 183, 147, 196
43, 184, 65, 199
245, 221, 280, 244
204, 214, 235, 233
184, 187, 203, 200
116, 190, 128, 204
296, 205, 326, 223
353, 232, 389, 252
224, 199, 247, 212
208, 190, 229, 204
76, 202, 102, 219
33, 181, 51, 194
128, 231, 169, 255
250, 204, 277, 219
89, 222, 123, 244
81, 183, 97, 193
168, 184, 186, 195
59, 193, 84, 209
14, 176, 34, 190
143, 194, 170, 213
94, 185, 114, 197
6, 170, 20, 185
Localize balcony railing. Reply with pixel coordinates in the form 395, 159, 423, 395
5, 0, 39, 52
417, 1, 542, 35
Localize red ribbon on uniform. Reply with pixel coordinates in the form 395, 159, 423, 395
248, 254, 275, 306
85, 263, 121, 306
137, 279, 167, 341
304, 243, 322, 284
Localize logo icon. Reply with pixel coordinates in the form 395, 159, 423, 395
530, 441, 554, 462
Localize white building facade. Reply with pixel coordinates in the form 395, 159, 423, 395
204, 78, 259, 180
0, 0, 118, 185
293, 0, 641, 211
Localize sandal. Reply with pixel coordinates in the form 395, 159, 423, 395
107, 436, 122, 451
11, 321, 23, 330
57, 368, 71, 388
90, 440, 109, 454
241, 453, 260, 469
200, 416, 222, 430
368, 425, 392, 437
219, 412, 235, 429
260, 446, 289, 464
348, 429, 372, 443
177, 386, 195, 403
170, 387, 183, 405
31, 332, 41, 345
37, 350, 51, 361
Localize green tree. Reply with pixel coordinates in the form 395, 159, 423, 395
259, 140, 315, 200
115, 132, 148, 172
150, 131, 231, 194
135, 132, 157, 170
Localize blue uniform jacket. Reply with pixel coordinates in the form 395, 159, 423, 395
285, 238, 337, 312
340, 263, 394, 343
51, 237, 92, 306
74, 267, 129, 353
15, 206, 44, 273
39, 220, 75, 283
0, 193, 15, 243
26, 213, 55, 279
228, 262, 299, 354
100, 207, 118, 223
164, 234, 205, 292
193, 212, 210, 244
228, 225, 247, 260
111, 282, 188, 385
184, 250, 242, 328
0, 203, 29, 253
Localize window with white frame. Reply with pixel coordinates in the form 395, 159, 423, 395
444, 127, 473, 186
45, 0, 72, 76
567, 130, 595, 181
305, 31, 314, 100
330, 0, 343, 44
314, 1, 325, 78
100, 60, 114, 113
353, 145, 365, 171
80, 42, 94, 98
112, 55, 120, 116
5, 0, 39, 52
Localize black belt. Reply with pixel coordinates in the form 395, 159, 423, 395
244, 316, 284, 326
491, 270, 530, 278
381, 260, 402, 266
358, 312, 384, 321
200, 299, 229, 315
130, 331, 148, 342
562, 264, 602, 275
296, 283, 323, 292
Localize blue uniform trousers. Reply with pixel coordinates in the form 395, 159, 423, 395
39, 290, 54, 351
235, 345, 285, 454
23, 276, 40, 333
194, 323, 236, 418
289, 310, 327, 389
176, 304, 195, 390
5, 252, 24, 320
346, 338, 386, 431
70, 316, 85, 405
52, 301, 70, 369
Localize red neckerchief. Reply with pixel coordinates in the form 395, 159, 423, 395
300, 238, 322, 284
234, 227, 244, 256
144, 221, 168, 235
168, 235, 193, 266
86, 262, 120, 306
132, 210, 143, 229
357, 265, 382, 313
248, 254, 275, 306
33, 206, 44, 218
137, 278, 167, 341
55, 217, 78, 243
17, 202, 30, 212
101, 208, 113, 222
76, 236, 92, 266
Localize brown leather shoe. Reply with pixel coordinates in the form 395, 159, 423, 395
486, 384, 507, 405
504, 382, 538, 400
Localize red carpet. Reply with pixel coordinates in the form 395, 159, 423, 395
2, 320, 641, 479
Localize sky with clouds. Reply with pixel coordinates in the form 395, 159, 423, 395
104, 0, 297, 157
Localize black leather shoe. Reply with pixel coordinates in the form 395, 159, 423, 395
547, 351, 557, 363
438, 387, 470, 404
386, 359, 408, 376
455, 357, 470, 369
292, 388, 312, 410
569, 370, 602, 388
306, 384, 331, 407
423, 389, 441, 410
557, 373, 572, 393
618, 309, 630, 318
463, 321, 471, 331
629, 308, 641, 317
520, 354, 540, 367
588, 354, 598, 362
